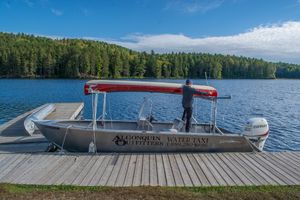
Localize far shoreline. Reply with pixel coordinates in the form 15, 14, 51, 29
1, 77, 300, 80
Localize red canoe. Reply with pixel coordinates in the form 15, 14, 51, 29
84, 80, 218, 99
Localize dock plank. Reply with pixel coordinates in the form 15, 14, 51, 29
238, 153, 283, 185
44, 155, 77, 185
200, 154, 227, 186
20, 154, 58, 184
250, 153, 293, 185
98, 154, 119, 186
156, 154, 167, 186
287, 151, 300, 158
186, 154, 210, 186
168, 154, 184, 186
180, 154, 201, 186
226, 153, 267, 185
14, 154, 51, 184
282, 152, 300, 166
115, 154, 131, 186
206, 154, 235, 185
89, 154, 113, 186
0, 154, 31, 182
141, 154, 150, 186
132, 154, 143, 186
106, 154, 125, 186
175, 154, 193, 186
0, 154, 11, 168
57, 155, 90, 185
162, 154, 175, 186
73, 156, 98, 186
36, 155, 68, 184
192, 153, 217, 186
149, 154, 158, 186
270, 153, 300, 178
0, 154, 29, 180
213, 153, 244, 186
247, 153, 292, 185
81, 154, 106, 186
7, 154, 46, 184
123, 154, 137, 186
255, 153, 299, 184
276, 152, 299, 165
220, 153, 254, 185
0, 154, 21, 172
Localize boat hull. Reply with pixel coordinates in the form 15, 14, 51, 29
35, 120, 256, 153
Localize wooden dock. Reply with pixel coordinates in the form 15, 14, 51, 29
0, 103, 84, 153
0, 152, 299, 186
0, 103, 299, 187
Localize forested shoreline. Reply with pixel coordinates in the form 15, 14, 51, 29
1, 32, 300, 79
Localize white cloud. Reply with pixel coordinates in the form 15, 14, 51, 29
103, 21, 300, 64
33, 21, 300, 64
37, 34, 64, 40
165, 0, 224, 13
51, 8, 63, 16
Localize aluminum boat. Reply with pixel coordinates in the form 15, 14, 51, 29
33, 80, 269, 153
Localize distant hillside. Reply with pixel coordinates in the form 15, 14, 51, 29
0, 32, 299, 79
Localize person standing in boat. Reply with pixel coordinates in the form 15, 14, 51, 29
182, 79, 208, 132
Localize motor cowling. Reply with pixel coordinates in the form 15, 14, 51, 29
243, 118, 269, 151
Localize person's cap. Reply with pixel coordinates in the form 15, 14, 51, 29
186, 79, 192, 85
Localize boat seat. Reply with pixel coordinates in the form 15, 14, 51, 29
136, 117, 153, 131
171, 118, 184, 131
160, 128, 178, 134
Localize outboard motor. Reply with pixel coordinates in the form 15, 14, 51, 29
243, 118, 269, 151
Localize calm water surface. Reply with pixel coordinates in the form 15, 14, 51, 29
0, 79, 299, 152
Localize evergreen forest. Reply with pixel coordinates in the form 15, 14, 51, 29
1, 32, 299, 79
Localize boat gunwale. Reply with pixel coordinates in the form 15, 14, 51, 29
35, 119, 244, 137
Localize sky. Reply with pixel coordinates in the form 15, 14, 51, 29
1, 0, 300, 64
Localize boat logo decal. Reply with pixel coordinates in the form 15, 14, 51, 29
112, 136, 128, 146
112, 135, 163, 146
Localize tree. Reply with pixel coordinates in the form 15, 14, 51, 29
101, 50, 110, 78
109, 50, 122, 78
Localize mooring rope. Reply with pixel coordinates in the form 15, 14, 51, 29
60, 125, 72, 154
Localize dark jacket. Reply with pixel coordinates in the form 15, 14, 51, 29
182, 85, 207, 108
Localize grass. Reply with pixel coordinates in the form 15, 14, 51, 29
0, 183, 299, 200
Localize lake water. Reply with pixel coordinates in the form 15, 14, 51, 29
0, 79, 299, 152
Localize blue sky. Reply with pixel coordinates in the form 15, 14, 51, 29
1, 0, 300, 63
